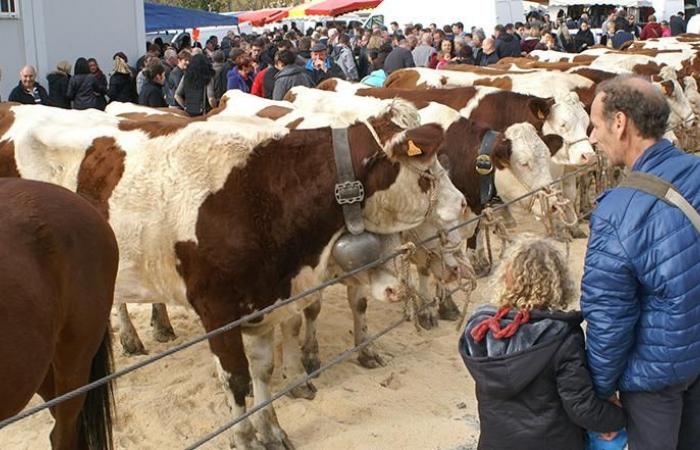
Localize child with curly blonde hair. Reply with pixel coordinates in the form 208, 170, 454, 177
459, 235, 626, 450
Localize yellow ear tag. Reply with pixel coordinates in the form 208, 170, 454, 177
407, 140, 423, 156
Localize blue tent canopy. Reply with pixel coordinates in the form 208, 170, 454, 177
144, 2, 238, 32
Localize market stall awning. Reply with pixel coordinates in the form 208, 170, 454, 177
305, 0, 382, 17
237, 8, 289, 26
288, 0, 327, 18
144, 2, 238, 32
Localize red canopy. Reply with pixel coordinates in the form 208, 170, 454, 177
237, 8, 288, 27
305, 0, 382, 17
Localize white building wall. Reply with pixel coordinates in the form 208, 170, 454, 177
1, 0, 145, 100
0, 16, 27, 99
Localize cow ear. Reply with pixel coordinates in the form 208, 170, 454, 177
491, 135, 512, 169
659, 80, 675, 96
437, 153, 452, 172
529, 97, 555, 121
390, 123, 444, 163
541, 133, 564, 157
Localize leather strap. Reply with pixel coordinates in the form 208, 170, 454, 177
619, 171, 700, 233
479, 130, 499, 206
332, 128, 366, 235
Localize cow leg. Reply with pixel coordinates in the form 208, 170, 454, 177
347, 285, 385, 369
416, 268, 439, 330
117, 303, 147, 355
244, 328, 294, 450
280, 313, 317, 400
211, 329, 262, 450
468, 232, 491, 278
301, 295, 322, 374
561, 177, 587, 239
438, 286, 461, 322
150, 303, 177, 343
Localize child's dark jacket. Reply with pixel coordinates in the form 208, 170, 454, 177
459, 306, 625, 450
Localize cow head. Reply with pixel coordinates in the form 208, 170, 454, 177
493, 123, 560, 217
655, 78, 696, 129
540, 93, 596, 166
360, 122, 467, 234
683, 75, 700, 116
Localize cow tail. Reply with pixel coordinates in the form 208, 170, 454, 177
79, 329, 115, 450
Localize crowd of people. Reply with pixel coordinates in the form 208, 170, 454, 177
5, 8, 691, 115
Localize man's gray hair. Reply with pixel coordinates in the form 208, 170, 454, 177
596, 75, 670, 140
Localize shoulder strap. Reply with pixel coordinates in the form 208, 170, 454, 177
619, 172, 700, 233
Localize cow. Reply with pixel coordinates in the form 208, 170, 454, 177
0, 178, 118, 450
0, 102, 467, 449
384, 67, 597, 105
315, 81, 592, 238
282, 86, 567, 340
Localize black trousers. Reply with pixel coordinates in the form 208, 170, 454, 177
621, 374, 700, 450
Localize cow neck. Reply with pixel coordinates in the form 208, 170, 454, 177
438, 118, 484, 214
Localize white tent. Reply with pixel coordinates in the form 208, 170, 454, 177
367, 0, 525, 32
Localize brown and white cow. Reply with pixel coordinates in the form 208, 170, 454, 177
0, 102, 466, 449
283, 86, 567, 330
316, 81, 591, 237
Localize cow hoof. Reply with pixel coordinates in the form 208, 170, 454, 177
568, 224, 588, 239
152, 325, 177, 343
120, 333, 147, 356
417, 310, 439, 330
438, 295, 461, 321
469, 254, 491, 278
263, 434, 295, 450
358, 350, 386, 369
302, 354, 321, 375
286, 381, 317, 400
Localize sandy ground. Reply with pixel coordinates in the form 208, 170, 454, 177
0, 209, 589, 450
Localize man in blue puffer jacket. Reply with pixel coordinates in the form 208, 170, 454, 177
582, 75, 700, 450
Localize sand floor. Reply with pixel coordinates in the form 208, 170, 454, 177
0, 210, 589, 450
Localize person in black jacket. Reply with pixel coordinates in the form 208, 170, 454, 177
175, 53, 214, 116
8, 65, 50, 105
108, 52, 137, 103
88, 58, 108, 110
66, 57, 105, 110
495, 24, 522, 58
272, 50, 314, 101
138, 62, 167, 107
459, 235, 626, 450
574, 21, 595, 53
46, 60, 71, 108
670, 12, 686, 36
304, 42, 346, 86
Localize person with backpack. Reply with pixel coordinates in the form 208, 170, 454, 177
460, 235, 626, 450
584, 75, 700, 450
174, 53, 214, 116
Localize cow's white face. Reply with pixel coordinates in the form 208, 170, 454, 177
657, 79, 696, 130
542, 93, 595, 166
683, 76, 700, 116
363, 157, 466, 234
495, 123, 555, 217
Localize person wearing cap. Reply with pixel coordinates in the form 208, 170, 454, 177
670, 11, 686, 36
304, 42, 345, 86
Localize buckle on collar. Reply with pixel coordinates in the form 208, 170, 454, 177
335, 181, 365, 205
476, 154, 493, 175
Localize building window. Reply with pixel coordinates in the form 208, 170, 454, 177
0, 0, 19, 18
